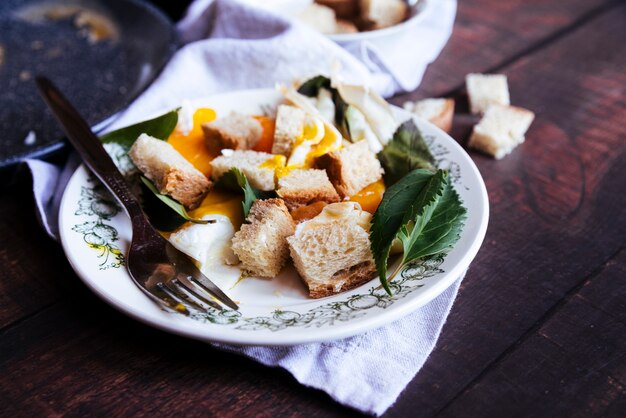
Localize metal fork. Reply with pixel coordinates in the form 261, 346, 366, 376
36, 77, 238, 314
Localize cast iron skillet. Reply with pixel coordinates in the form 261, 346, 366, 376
0, 0, 177, 169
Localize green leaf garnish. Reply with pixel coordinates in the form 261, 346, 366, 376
140, 176, 211, 225
100, 110, 179, 148
378, 120, 436, 186
215, 168, 272, 217
297, 75, 332, 97
370, 169, 467, 295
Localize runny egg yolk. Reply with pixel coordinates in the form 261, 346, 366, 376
279, 119, 341, 177
252, 115, 275, 153
168, 107, 249, 227
168, 108, 217, 176
349, 179, 386, 214
306, 122, 342, 164
259, 154, 286, 170
188, 190, 245, 229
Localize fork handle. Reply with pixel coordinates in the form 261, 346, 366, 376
36, 77, 145, 222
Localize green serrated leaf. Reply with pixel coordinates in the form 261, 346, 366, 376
370, 169, 466, 295
378, 120, 436, 186
402, 179, 467, 262
297, 75, 331, 97
100, 110, 179, 148
140, 177, 211, 225
215, 168, 272, 217
370, 169, 436, 294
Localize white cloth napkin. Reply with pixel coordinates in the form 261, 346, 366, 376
26, 0, 462, 415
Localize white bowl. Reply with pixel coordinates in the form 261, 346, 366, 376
328, 0, 430, 44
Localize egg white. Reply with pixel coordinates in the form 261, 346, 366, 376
168, 214, 241, 289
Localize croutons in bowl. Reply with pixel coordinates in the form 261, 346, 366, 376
296, 0, 430, 42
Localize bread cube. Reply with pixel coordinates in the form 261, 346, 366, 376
231, 199, 295, 278
272, 105, 307, 156
360, 0, 408, 29
316, 140, 384, 198
297, 4, 338, 34
404, 98, 455, 133
466, 73, 510, 114
129, 134, 211, 209
468, 105, 535, 159
210, 150, 277, 191
277, 169, 340, 210
202, 112, 262, 153
287, 202, 377, 298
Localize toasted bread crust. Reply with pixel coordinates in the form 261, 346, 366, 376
277, 169, 340, 211
316, 151, 347, 195
316, 141, 383, 198
316, 0, 358, 18
308, 261, 377, 298
202, 114, 262, 154
430, 98, 455, 133
160, 168, 212, 210
279, 187, 340, 211
272, 105, 306, 156
129, 134, 211, 210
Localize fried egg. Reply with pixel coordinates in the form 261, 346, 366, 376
168, 215, 241, 289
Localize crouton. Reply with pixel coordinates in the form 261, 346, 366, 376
210, 150, 277, 191
231, 199, 295, 278
360, 0, 408, 30
272, 105, 307, 156
404, 98, 455, 133
287, 202, 377, 298
297, 3, 338, 34
277, 169, 340, 210
468, 105, 535, 159
129, 134, 211, 209
466, 73, 510, 114
202, 112, 262, 153
316, 0, 359, 19
316, 140, 384, 198
336, 19, 359, 33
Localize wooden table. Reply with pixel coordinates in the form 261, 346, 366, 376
1, 0, 624, 416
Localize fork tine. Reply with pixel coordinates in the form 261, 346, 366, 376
166, 246, 239, 310
161, 282, 207, 313
174, 277, 223, 311
187, 275, 238, 310
152, 283, 190, 315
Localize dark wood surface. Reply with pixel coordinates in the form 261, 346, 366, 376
1, 0, 625, 416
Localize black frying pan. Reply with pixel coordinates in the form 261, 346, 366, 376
0, 0, 177, 168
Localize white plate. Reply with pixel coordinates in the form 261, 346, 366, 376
59, 89, 489, 346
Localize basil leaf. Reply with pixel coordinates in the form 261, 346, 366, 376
332, 89, 350, 139
297, 75, 331, 97
378, 120, 436, 186
100, 110, 179, 148
140, 177, 211, 225
215, 168, 272, 217
370, 169, 466, 295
